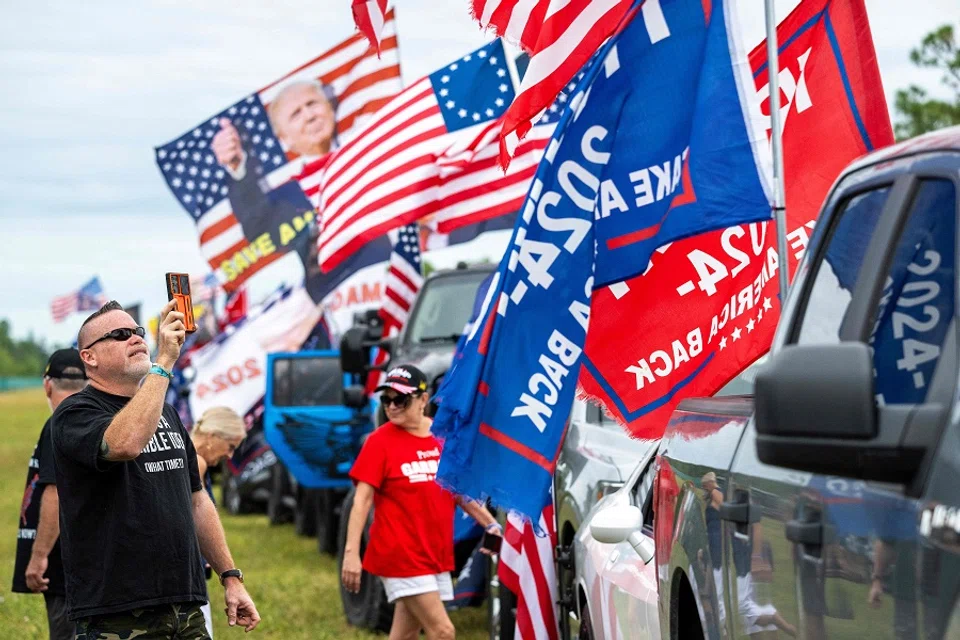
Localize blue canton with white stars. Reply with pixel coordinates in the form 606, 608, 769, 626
429, 39, 515, 133
155, 95, 285, 219
393, 224, 422, 271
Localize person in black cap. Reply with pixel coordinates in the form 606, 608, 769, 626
12, 349, 87, 640
343, 364, 501, 640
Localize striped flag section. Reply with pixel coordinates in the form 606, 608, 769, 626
317, 39, 518, 272
352, 0, 389, 53
498, 503, 559, 640
157, 13, 402, 293
469, 0, 634, 166
365, 224, 424, 394
50, 277, 108, 324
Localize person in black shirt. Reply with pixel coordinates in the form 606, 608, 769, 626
52, 300, 260, 638
12, 349, 87, 640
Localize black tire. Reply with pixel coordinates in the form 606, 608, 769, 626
316, 490, 340, 555
295, 488, 319, 537
579, 600, 595, 640
221, 471, 254, 515
267, 463, 293, 525
337, 488, 393, 632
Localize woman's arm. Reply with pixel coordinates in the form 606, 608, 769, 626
342, 482, 375, 593
455, 496, 499, 530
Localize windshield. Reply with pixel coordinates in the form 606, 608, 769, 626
272, 357, 342, 407
405, 271, 491, 344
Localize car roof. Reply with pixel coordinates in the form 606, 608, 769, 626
844, 126, 960, 175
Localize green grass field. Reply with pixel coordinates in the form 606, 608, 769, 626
0, 389, 488, 639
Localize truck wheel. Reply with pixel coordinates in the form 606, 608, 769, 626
267, 464, 293, 525
294, 488, 319, 537
221, 472, 253, 515
338, 488, 393, 632
579, 601, 594, 640
316, 489, 340, 555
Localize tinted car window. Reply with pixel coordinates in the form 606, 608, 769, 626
870, 179, 956, 404
272, 357, 342, 407
406, 272, 490, 344
796, 187, 891, 345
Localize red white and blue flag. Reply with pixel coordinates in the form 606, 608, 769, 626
318, 38, 560, 273
51, 276, 108, 324
580, 0, 895, 437
366, 224, 424, 393
498, 501, 559, 640
352, 0, 389, 54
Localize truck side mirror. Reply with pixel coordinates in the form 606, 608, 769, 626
589, 505, 654, 564
340, 327, 372, 376
755, 343, 877, 440
755, 342, 936, 483
343, 385, 367, 410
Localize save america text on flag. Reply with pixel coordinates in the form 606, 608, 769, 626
433, 0, 775, 518
155, 13, 402, 296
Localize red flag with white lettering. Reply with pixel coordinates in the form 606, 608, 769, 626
578, 0, 894, 437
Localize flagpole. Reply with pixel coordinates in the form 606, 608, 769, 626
764, 0, 790, 305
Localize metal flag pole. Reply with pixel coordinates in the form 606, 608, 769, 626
764, 0, 790, 305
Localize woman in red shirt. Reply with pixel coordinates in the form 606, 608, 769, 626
342, 364, 501, 640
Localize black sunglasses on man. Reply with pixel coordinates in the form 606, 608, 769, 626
81, 326, 146, 350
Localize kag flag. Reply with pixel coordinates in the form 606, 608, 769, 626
580, 0, 894, 437
155, 14, 403, 298
433, 0, 775, 519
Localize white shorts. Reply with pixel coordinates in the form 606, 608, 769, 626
381, 572, 454, 603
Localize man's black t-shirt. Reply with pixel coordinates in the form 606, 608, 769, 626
51, 386, 207, 620
12, 419, 65, 595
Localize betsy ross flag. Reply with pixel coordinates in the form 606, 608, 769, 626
469, 0, 634, 166
366, 224, 424, 394
155, 13, 402, 293
498, 501, 559, 640
51, 277, 108, 324
318, 39, 521, 272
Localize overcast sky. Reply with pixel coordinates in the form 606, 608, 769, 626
1, 0, 953, 346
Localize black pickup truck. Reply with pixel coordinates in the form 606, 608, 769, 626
651, 126, 960, 640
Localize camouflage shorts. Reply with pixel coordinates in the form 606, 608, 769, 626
75, 603, 210, 640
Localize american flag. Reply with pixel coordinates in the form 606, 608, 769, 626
190, 273, 221, 303
51, 276, 108, 324
470, 0, 635, 166
498, 501, 559, 640
155, 13, 403, 293
352, 0, 389, 54
366, 224, 424, 394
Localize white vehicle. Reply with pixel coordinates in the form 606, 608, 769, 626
574, 441, 661, 640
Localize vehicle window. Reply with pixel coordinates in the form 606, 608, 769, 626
715, 354, 769, 396
405, 272, 490, 345
796, 187, 891, 345
272, 357, 343, 407
870, 180, 956, 405
632, 460, 656, 531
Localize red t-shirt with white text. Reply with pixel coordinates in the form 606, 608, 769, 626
349, 422, 455, 578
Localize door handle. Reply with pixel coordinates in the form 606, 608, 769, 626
719, 501, 750, 524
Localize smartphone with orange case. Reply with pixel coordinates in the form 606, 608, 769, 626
165, 273, 198, 334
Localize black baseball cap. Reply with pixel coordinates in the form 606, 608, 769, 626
375, 364, 428, 395
44, 349, 87, 380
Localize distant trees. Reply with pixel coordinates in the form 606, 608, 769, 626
0, 319, 50, 376
894, 23, 960, 140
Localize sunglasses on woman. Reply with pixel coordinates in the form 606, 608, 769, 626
379, 392, 420, 409
82, 326, 146, 350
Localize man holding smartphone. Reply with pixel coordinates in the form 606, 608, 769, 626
52, 299, 260, 638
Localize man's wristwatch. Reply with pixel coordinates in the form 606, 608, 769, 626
220, 569, 244, 585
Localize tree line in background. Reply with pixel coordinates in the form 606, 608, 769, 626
895, 22, 960, 140
0, 319, 51, 377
